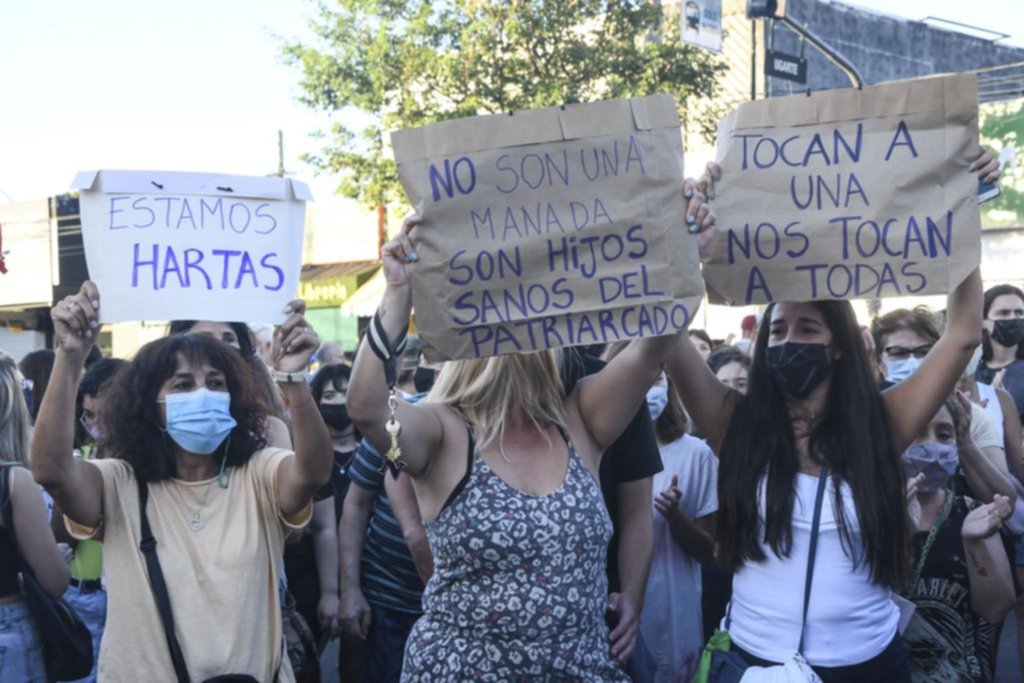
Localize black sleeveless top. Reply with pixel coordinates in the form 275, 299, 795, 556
0, 467, 22, 598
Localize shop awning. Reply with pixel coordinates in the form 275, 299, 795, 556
341, 268, 387, 317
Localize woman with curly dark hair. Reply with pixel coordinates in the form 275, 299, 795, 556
31, 281, 333, 682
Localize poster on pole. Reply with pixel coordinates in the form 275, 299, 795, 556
704, 72, 981, 306
0, 199, 57, 309
391, 95, 705, 361
72, 170, 311, 324
681, 0, 723, 53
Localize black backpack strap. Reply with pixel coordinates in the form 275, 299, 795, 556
137, 478, 192, 683
797, 467, 830, 654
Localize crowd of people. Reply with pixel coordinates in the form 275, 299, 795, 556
0, 151, 1020, 683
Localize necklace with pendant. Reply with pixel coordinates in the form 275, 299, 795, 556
172, 478, 217, 533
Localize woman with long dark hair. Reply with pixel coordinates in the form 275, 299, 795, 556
169, 319, 291, 444
31, 282, 333, 681
668, 154, 998, 680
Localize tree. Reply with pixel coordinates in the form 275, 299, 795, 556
980, 99, 1024, 229
283, 0, 727, 209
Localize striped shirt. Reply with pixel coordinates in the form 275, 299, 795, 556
349, 439, 425, 615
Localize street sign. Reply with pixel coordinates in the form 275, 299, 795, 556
765, 49, 807, 84
681, 0, 723, 53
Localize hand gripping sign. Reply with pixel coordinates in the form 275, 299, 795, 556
391, 95, 706, 361
703, 72, 981, 306
72, 170, 311, 324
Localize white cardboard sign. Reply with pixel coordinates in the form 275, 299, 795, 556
72, 170, 311, 324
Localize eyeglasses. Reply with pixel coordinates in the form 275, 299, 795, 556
883, 344, 933, 361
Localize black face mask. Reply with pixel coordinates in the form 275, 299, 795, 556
319, 404, 352, 432
991, 318, 1024, 348
765, 342, 832, 399
414, 367, 437, 394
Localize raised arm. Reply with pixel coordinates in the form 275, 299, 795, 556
884, 151, 998, 451
883, 267, 983, 452
273, 300, 335, 517
962, 495, 1016, 624
665, 334, 741, 453
347, 217, 445, 478
575, 179, 714, 451
31, 281, 104, 528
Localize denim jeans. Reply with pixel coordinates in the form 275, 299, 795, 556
362, 604, 421, 683
0, 601, 46, 683
623, 630, 657, 683
59, 585, 107, 683
733, 635, 911, 683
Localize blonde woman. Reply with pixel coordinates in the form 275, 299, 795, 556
347, 180, 713, 681
0, 352, 70, 682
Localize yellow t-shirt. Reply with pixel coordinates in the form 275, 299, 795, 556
67, 448, 311, 682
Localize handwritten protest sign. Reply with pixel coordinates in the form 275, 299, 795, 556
391, 95, 705, 360
72, 170, 311, 323
704, 72, 980, 305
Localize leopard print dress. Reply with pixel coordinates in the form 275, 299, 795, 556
401, 434, 628, 682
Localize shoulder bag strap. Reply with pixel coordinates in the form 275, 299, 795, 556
909, 492, 956, 593
137, 479, 192, 683
797, 466, 830, 654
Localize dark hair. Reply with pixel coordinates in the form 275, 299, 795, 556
708, 346, 751, 376
716, 301, 908, 589
982, 285, 1024, 361
311, 363, 352, 404
656, 378, 689, 444
871, 307, 941, 356
76, 358, 128, 447
85, 346, 104, 368
100, 335, 268, 483
168, 320, 286, 419
688, 329, 713, 349
168, 320, 256, 359
18, 349, 54, 421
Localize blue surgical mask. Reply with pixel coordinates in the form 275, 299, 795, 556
901, 442, 959, 493
162, 389, 236, 455
647, 385, 669, 421
885, 357, 922, 384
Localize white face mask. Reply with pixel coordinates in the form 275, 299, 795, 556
885, 356, 923, 384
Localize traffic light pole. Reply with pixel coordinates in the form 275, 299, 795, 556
776, 15, 863, 89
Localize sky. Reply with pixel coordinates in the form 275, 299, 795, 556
1, 0, 1023, 204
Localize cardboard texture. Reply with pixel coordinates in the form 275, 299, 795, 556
704, 72, 981, 306
391, 95, 705, 361
72, 170, 310, 324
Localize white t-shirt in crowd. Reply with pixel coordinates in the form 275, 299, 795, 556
640, 435, 718, 683
728, 473, 900, 667
976, 382, 1006, 447
970, 400, 1004, 452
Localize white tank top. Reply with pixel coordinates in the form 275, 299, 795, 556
727, 473, 900, 667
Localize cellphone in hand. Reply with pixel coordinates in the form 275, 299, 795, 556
979, 178, 1001, 204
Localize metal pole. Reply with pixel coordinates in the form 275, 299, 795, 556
778, 15, 862, 89
277, 130, 285, 177
751, 20, 757, 100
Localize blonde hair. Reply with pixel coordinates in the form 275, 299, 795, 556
426, 350, 566, 450
0, 352, 31, 466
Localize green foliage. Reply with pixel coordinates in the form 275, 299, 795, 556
980, 99, 1024, 228
283, 0, 727, 208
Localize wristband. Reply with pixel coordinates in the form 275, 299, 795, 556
271, 368, 309, 384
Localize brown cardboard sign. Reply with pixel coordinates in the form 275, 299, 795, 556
391, 95, 705, 360
704, 72, 980, 306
